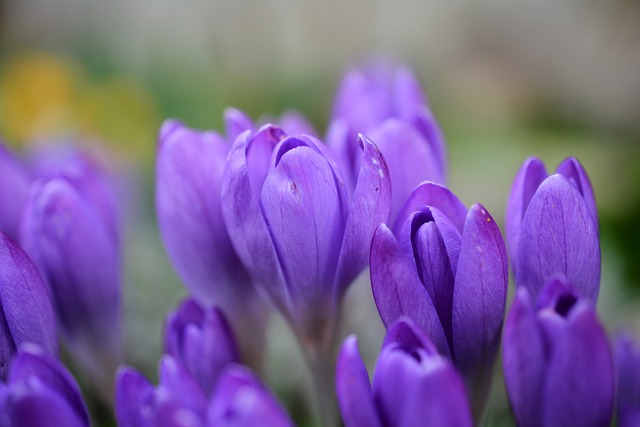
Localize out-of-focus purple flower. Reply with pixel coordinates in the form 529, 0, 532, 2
116, 357, 293, 427
370, 181, 507, 414
165, 298, 239, 396
336, 318, 473, 427
506, 156, 600, 303
613, 332, 640, 426
221, 124, 391, 342
0, 142, 32, 242
0, 345, 90, 427
21, 174, 122, 393
328, 64, 446, 218
0, 233, 57, 380
502, 278, 614, 427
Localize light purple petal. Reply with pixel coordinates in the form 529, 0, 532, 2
411, 106, 448, 182
278, 110, 317, 136
452, 204, 507, 381
334, 134, 391, 298
158, 355, 208, 416
502, 288, 546, 427
393, 67, 427, 118
335, 336, 382, 427
556, 157, 598, 231
505, 156, 547, 268
370, 225, 449, 356
0, 143, 32, 241
224, 108, 255, 143
115, 366, 154, 427
331, 68, 389, 133
516, 174, 600, 303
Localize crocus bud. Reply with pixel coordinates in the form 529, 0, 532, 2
0, 142, 31, 241
221, 125, 391, 343
613, 332, 640, 426
156, 119, 267, 365
164, 298, 239, 396
336, 318, 473, 427
0, 233, 57, 380
370, 182, 507, 415
21, 176, 122, 395
506, 156, 600, 303
0, 345, 90, 427
502, 278, 614, 427
328, 64, 446, 217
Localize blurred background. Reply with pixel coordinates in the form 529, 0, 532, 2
1, 0, 639, 425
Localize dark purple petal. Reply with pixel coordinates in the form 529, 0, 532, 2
614, 332, 640, 427
224, 108, 255, 143
0, 143, 32, 241
502, 288, 546, 427
4, 382, 87, 427
393, 181, 467, 236
505, 156, 547, 267
208, 365, 294, 427
542, 302, 614, 427
0, 233, 57, 379
382, 317, 438, 357
370, 225, 449, 356
115, 367, 154, 427
334, 134, 391, 298
516, 174, 600, 303
335, 336, 382, 427
556, 157, 597, 230
369, 119, 442, 220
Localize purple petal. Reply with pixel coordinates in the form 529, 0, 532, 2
505, 156, 547, 268
208, 365, 294, 427
614, 332, 640, 427
370, 225, 449, 356
334, 134, 391, 298
278, 110, 317, 136
335, 336, 382, 427
325, 118, 359, 195
369, 119, 442, 220
502, 288, 546, 427
158, 355, 208, 416
543, 302, 614, 427
0, 233, 57, 378
516, 174, 600, 303
224, 108, 255, 142
382, 317, 438, 356
393, 181, 467, 236
0, 143, 32, 241
411, 106, 448, 181
451, 204, 508, 380
393, 67, 427, 118
115, 367, 154, 427
556, 157, 598, 231
331, 69, 389, 133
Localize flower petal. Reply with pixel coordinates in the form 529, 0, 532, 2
224, 107, 255, 142
278, 110, 317, 136
411, 106, 448, 181
0, 143, 31, 241
115, 367, 153, 427
556, 157, 598, 231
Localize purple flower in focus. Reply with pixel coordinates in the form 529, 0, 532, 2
221, 124, 391, 342
0, 142, 32, 241
336, 318, 473, 427
165, 298, 239, 396
502, 277, 614, 427
116, 357, 293, 427
506, 156, 600, 303
613, 332, 640, 426
328, 63, 446, 218
0, 345, 90, 427
370, 182, 507, 414
0, 233, 56, 380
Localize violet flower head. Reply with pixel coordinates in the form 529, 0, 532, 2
164, 298, 239, 396
502, 278, 614, 427
613, 332, 640, 426
116, 357, 293, 427
370, 181, 508, 414
328, 63, 446, 218
336, 318, 473, 427
0, 233, 57, 380
506, 156, 600, 303
0, 142, 32, 242
221, 124, 391, 340
0, 345, 90, 427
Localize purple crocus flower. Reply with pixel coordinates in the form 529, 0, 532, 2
328, 64, 446, 218
370, 181, 507, 414
506, 156, 600, 303
0, 233, 57, 380
116, 357, 293, 427
221, 124, 391, 344
0, 345, 90, 427
613, 332, 640, 426
502, 277, 614, 427
336, 317, 473, 427
0, 142, 32, 242
164, 298, 239, 396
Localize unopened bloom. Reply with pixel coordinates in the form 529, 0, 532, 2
0, 345, 90, 427
0, 233, 56, 380
0, 142, 31, 241
370, 181, 507, 413
506, 156, 600, 303
613, 332, 640, 427
336, 318, 473, 427
328, 64, 446, 217
502, 278, 614, 427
